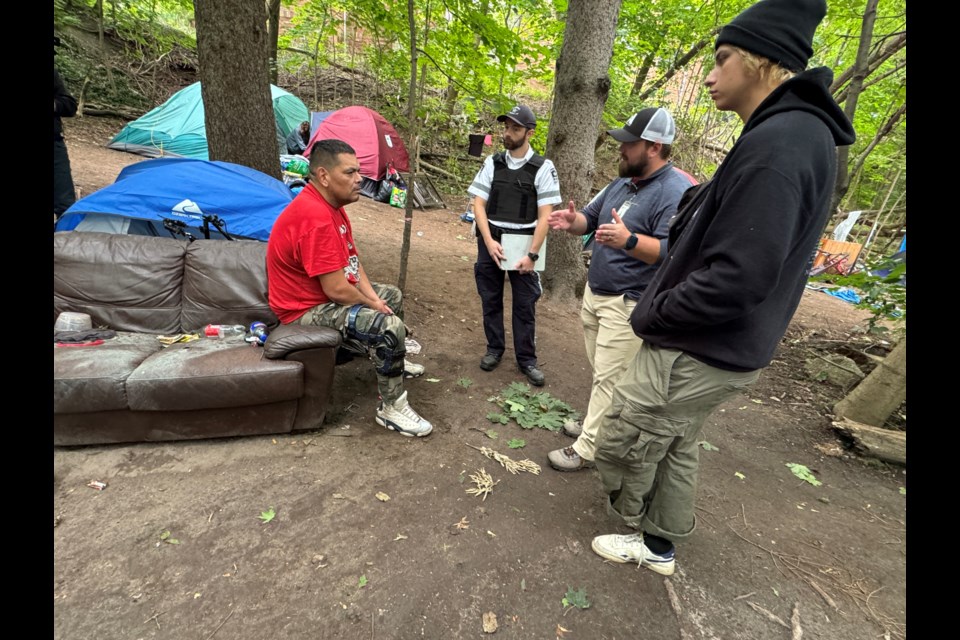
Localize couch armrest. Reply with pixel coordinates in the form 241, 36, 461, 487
263, 323, 342, 359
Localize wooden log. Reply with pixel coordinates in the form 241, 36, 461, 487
831, 418, 906, 465
419, 159, 462, 184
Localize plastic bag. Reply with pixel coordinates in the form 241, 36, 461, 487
389, 186, 407, 208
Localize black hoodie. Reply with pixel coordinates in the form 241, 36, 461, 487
630, 67, 856, 371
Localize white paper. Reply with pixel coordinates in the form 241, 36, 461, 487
499, 234, 546, 271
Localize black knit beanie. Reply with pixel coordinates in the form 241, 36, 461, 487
715, 0, 826, 73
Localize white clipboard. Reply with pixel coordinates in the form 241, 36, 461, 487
499, 234, 546, 271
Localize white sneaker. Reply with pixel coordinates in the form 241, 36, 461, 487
403, 359, 425, 378
591, 533, 676, 576
375, 391, 433, 437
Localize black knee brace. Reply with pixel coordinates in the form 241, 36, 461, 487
376, 343, 406, 377
347, 304, 387, 347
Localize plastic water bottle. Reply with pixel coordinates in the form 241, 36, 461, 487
204, 324, 246, 340
248, 321, 269, 346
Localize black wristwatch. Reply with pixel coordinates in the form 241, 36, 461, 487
624, 234, 638, 251
527, 251, 540, 262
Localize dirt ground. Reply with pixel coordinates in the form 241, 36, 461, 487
54, 117, 906, 640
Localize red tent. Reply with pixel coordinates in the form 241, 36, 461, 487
304, 106, 410, 180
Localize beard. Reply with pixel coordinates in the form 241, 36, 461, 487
618, 154, 648, 178
503, 135, 525, 151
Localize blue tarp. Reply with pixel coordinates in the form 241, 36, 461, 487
55, 157, 294, 242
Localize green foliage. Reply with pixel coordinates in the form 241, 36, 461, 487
486, 412, 510, 425
899, 487, 906, 496
358, 574, 368, 588
561, 586, 591, 610
485, 429, 499, 440
507, 438, 526, 449
487, 383, 580, 432
786, 463, 822, 487
698, 441, 719, 452
458, 377, 474, 388
811, 257, 905, 333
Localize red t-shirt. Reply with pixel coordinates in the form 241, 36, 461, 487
266, 184, 360, 324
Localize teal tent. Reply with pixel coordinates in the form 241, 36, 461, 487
107, 82, 308, 160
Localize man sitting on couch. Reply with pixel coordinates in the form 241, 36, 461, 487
266, 139, 432, 437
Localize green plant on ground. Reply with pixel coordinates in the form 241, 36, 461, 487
561, 586, 591, 610
486, 382, 580, 431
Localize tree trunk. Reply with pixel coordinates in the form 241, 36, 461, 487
195, 0, 279, 178
832, 418, 905, 465
266, 0, 282, 85
834, 338, 906, 427
398, 0, 419, 292
543, 0, 622, 302
832, 0, 879, 213
629, 47, 658, 97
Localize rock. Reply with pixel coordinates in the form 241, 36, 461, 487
482, 611, 498, 633
804, 354, 864, 388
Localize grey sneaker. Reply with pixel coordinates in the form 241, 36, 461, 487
562, 420, 583, 437
591, 533, 676, 576
547, 446, 595, 471
403, 359, 425, 379
375, 391, 433, 437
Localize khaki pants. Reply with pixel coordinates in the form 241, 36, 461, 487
298, 283, 407, 403
595, 343, 759, 542
572, 286, 643, 461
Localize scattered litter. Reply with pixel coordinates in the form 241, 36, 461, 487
157, 333, 200, 346
375, 492, 391, 502
404, 338, 422, 354
393, 534, 408, 541
734, 472, 746, 480
453, 517, 470, 531
86, 480, 107, 491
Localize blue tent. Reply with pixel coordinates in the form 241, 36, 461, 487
107, 82, 309, 160
55, 158, 294, 242
310, 110, 335, 136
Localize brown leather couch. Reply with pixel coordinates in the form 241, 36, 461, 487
54, 231, 342, 446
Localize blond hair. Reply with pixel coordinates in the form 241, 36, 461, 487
732, 46, 795, 89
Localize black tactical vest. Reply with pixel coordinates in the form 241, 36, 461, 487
486, 152, 544, 225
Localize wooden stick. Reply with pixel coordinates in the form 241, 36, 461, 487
204, 609, 235, 640
791, 602, 803, 640
745, 601, 790, 630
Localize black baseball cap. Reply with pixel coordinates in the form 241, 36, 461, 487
497, 105, 537, 129
607, 107, 676, 144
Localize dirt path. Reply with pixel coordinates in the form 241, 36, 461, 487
54, 116, 906, 640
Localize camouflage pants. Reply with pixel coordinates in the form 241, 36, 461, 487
298, 283, 407, 403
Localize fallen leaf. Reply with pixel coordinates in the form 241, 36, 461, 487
482, 611, 498, 633
394, 534, 408, 541
375, 492, 391, 502
556, 624, 571, 637
194, 592, 201, 599
751, 398, 764, 404
698, 440, 719, 452
486, 530, 497, 537
454, 517, 470, 530
425, 377, 442, 382
358, 575, 368, 588
258, 507, 276, 523
734, 472, 746, 480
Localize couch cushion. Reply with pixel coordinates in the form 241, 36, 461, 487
54, 232, 188, 334
181, 239, 279, 333
54, 333, 161, 413
126, 339, 303, 411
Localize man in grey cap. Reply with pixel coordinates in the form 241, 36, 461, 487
589, 0, 855, 577
546, 107, 695, 471
468, 105, 562, 386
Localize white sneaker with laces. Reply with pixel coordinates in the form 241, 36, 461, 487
375, 391, 432, 437
403, 359, 425, 379
591, 533, 676, 575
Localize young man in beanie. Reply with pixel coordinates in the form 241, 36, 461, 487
590, 0, 855, 575
545, 107, 695, 472
468, 105, 561, 386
